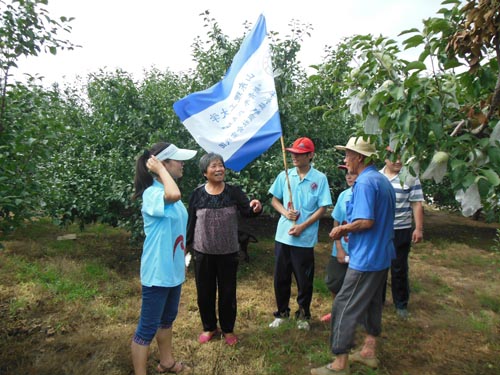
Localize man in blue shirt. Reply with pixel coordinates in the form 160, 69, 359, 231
312, 136, 395, 375
268, 137, 332, 331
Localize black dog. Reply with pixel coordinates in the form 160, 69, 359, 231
238, 230, 258, 262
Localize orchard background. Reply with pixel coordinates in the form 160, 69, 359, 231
1, 1, 500, 374
1, 0, 499, 241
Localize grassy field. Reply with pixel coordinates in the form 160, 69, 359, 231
1, 209, 499, 375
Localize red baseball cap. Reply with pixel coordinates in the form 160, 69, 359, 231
285, 137, 315, 154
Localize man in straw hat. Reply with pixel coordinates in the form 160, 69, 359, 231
312, 136, 395, 375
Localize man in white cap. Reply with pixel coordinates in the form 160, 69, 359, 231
312, 136, 395, 375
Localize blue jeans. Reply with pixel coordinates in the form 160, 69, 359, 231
133, 284, 182, 345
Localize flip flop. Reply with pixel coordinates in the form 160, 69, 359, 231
310, 364, 350, 375
349, 350, 379, 368
157, 361, 191, 374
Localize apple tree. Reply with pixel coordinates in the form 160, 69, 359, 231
332, 0, 499, 221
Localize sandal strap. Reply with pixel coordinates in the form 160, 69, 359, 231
158, 361, 188, 374
157, 361, 176, 373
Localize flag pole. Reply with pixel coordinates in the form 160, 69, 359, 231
280, 136, 295, 214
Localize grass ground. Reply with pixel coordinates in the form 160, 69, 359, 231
0, 209, 499, 375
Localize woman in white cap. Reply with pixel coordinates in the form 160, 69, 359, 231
131, 142, 196, 375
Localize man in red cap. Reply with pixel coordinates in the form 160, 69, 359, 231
268, 137, 332, 331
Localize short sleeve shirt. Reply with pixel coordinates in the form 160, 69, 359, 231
380, 167, 424, 230
347, 165, 396, 271
141, 180, 187, 287
269, 166, 332, 248
331, 187, 353, 257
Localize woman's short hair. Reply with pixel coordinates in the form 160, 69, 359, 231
199, 152, 225, 176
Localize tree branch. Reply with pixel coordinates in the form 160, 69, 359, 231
485, 29, 500, 127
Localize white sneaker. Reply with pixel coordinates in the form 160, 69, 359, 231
269, 317, 286, 328
297, 320, 310, 330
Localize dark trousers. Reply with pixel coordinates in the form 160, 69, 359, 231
331, 268, 388, 354
193, 250, 239, 334
273, 241, 314, 319
384, 228, 412, 309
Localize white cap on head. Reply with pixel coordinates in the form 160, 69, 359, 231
156, 144, 197, 161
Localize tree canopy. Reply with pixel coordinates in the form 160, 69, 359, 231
0, 0, 499, 240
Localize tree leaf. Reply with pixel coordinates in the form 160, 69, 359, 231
480, 169, 500, 186
443, 58, 462, 69
402, 35, 424, 49
405, 61, 427, 71
398, 28, 420, 36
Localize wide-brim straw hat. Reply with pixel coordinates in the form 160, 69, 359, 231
335, 137, 377, 157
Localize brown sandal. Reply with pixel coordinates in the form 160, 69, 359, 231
157, 361, 191, 374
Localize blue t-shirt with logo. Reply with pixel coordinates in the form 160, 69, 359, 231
141, 180, 187, 287
331, 187, 352, 257
269, 166, 332, 248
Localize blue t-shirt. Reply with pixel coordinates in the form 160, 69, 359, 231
347, 165, 396, 271
269, 166, 332, 248
141, 180, 187, 287
331, 187, 352, 257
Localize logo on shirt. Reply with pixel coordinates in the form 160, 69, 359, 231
173, 235, 185, 258
311, 182, 318, 191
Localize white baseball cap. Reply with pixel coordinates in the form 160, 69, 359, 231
156, 144, 197, 161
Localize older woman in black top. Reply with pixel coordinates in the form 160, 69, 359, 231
187, 153, 262, 346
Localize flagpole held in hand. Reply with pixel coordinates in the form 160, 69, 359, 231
280, 136, 295, 223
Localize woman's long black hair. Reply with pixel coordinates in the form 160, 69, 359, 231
133, 142, 170, 200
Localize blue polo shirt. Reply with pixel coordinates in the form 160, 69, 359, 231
269, 166, 332, 248
141, 180, 187, 287
347, 165, 396, 271
331, 187, 352, 257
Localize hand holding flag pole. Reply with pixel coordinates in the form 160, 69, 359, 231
280, 136, 295, 223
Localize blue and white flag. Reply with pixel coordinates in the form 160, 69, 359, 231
173, 14, 282, 171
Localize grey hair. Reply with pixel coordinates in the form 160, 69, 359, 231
199, 152, 225, 177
